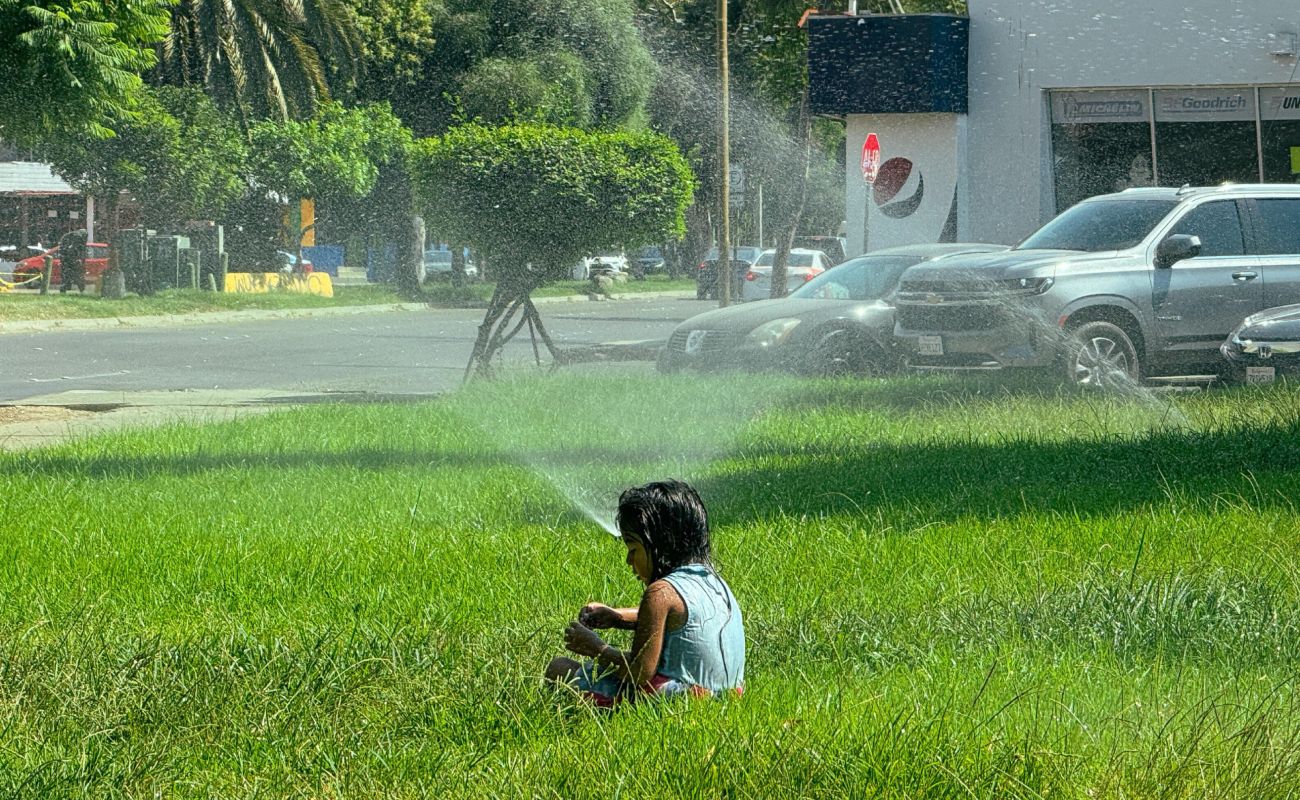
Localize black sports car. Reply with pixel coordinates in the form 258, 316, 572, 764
1221, 303, 1300, 383
659, 243, 1007, 376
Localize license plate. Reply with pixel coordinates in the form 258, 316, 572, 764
918, 335, 944, 356
1246, 365, 1276, 384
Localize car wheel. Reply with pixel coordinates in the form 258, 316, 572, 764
811, 329, 884, 378
1064, 321, 1140, 388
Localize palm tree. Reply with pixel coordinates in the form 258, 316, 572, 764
152, 0, 362, 126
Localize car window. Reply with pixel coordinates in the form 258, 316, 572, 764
754, 251, 774, 266
1250, 199, 1300, 255
790, 253, 814, 267
791, 255, 918, 300
1167, 200, 1245, 257
1018, 199, 1178, 251
88, 246, 109, 259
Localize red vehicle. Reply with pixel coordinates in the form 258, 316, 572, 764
12, 243, 111, 286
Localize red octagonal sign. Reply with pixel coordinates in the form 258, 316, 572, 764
861, 133, 881, 185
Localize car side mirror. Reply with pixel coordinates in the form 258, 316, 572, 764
1155, 234, 1201, 268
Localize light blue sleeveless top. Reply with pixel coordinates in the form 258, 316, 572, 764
658, 564, 745, 692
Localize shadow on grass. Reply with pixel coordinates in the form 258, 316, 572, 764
700, 413, 1300, 525
5, 410, 1299, 523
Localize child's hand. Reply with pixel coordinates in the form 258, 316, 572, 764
578, 603, 621, 629
564, 621, 605, 658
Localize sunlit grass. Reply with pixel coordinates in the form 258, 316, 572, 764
0, 285, 405, 321
2, 373, 1299, 796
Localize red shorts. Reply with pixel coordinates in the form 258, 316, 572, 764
583, 672, 744, 708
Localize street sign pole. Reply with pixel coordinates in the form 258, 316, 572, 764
860, 133, 880, 255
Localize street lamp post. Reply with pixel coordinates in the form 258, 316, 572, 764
717, 0, 732, 308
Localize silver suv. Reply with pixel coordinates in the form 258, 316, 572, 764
893, 185, 1300, 385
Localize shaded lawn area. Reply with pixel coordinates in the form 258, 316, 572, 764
2, 373, 1300, 797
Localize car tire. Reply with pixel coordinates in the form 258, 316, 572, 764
810, 328, 884, 378
1064, 320, 1141, 388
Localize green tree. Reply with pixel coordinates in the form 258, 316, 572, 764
245, 102, 418, 286
43, 87, 247, 231
151, 0, 363, 125
391, 0, 654, 135
412, 122, 694, 377
0, 0, 170, 147
349, 0, 437, 105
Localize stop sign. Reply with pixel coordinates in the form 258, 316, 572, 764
860, 133, 881, 185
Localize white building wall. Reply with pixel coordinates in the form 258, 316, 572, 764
966, 0, 1300, 244
845, 113, 963, 257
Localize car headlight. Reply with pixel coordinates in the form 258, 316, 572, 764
746, 318, 802, 348
1002, 277, 1054, 294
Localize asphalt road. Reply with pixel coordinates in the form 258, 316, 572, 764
0, 297, 707, 403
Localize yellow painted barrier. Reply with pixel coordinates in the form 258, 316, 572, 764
224, 272, 334, 298
0, 272, 42, 293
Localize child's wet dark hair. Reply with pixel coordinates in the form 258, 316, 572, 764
616, 480, 710, 581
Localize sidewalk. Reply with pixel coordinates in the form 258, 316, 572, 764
0, 290, 694, 335
0, 388, 438, 451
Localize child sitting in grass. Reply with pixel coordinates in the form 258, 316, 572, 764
546, 480, 745, 706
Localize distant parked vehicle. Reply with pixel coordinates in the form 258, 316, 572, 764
1221, 303, 1300, 383
696, 245, 762, 300
793, 235, 848, 265
13, 242, 111, 286
660, 243, 1008, 376
423, 249, 478, 279
739, 249, 833, 302
631, 246, 665, 277
573, 251, 628, 280
275, 250, 314, 273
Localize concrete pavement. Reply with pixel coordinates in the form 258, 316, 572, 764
0, 388, 397, 451
0, 294, 704, 448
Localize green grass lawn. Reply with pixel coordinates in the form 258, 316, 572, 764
0, 285, 406, 321
420, 274, 696, 306
0, 276, 695, 321
3, 373, 1300, 797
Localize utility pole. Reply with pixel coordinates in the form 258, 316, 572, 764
717, 0, 732, 308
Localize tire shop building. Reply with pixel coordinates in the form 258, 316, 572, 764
808, 0, 1300, 255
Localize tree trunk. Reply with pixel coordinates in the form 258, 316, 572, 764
463, 273, 565, 381
769, 87, 813, 300
451, 246, 467, 287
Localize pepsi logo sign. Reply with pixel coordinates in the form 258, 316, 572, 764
872, 157, 924, 219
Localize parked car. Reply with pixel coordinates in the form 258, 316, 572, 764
13, 242, 111, 286
275, 250, 314, 273
573, 251, 628, 280
423, 249, 478, 279
659, 243, 1007, 376
793, 235, 848, 265
1220, 303, 1300, 383
631, 246, 665, 276
739, 248, 833, 302
893, 184, 1300, 386
697, 245, 762, 300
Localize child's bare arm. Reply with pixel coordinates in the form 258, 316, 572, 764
579, 603, 638, 630
596, 581, 684, 686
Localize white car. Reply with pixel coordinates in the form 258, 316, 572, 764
739, 248, 832, 302
572, 251, 628, 280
